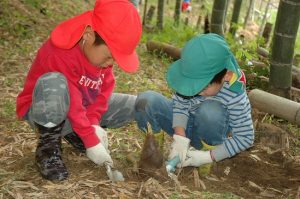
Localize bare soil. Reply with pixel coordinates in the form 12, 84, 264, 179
1, 108, 299, 198
0, 0, 300, 198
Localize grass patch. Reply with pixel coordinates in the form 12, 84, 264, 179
142, 18, 198, 48
295, 31, 300, 55
202, 192, 241, 199
1, 100, 15, 118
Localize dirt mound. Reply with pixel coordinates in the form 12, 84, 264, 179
206, 149, 300, 198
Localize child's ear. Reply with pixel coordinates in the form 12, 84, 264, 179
82, 26, 94, 41
224, 71, 233, 81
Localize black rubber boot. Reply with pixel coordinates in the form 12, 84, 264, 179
63, 132, 86, 153
35, 121, 68, 181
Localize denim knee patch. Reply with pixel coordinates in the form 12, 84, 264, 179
191, 100, 229, 147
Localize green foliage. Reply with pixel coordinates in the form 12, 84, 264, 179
269, 9, 278, 25
23, 0, 43, 8
288, 123, 300, 155
114, 45, 173, 96
229, 22, 240, 33
0, 100, 15, 118
142, 18, 198, 48
202, 192, 241, 199
3, 77, 14, 87
202, 0, 214, 15
141, 15, 274, 92
169, 192, 181, 199
295, 31, 300, 55
226, 33, 269, 90
287, 123, 300, 137
0, 3, 34, 39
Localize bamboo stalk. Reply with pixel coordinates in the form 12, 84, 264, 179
249, 89, 300, 125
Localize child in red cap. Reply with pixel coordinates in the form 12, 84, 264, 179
181, 0, 192, 12
16, 0, 142, 181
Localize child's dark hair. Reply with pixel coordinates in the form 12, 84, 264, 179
94, 31, 106, 46
176, 68, 228, 99
210, 68, 227, 84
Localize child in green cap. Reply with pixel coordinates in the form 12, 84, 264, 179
135, 33, 254, 173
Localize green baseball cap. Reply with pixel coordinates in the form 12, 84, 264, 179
166, 33, 240, 96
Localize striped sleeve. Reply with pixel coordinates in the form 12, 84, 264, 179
212, 91, 254, 161
172, 94, 190, 129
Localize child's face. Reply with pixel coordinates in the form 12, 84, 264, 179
198, 81, 224, 96
84, 43, 114, 67
198, 71, 232, 97
81, 28, 115, 68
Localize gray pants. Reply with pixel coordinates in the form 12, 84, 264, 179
24, 72, 136, 136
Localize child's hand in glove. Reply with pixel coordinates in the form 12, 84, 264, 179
86, 142, 113, 166
168, 134, 190, 167
92, 125, 109, 152
182, 147, 213, 167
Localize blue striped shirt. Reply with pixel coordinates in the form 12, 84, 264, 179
172, 82, 254, 161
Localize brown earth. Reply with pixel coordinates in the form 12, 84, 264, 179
133, 117, 300, 199
1, 0, 300, 198
1, 107, 299, 198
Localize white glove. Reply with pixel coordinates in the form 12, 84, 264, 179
92, 125, 109, 152
86, 142, 113, 166
181, 147, 213, 167
168, 134, 190, 166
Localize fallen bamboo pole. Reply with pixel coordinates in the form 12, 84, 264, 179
248, 89, 300, 125
256, 47, 269, 58
146, 41, 181, 60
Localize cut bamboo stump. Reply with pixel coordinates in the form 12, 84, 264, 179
249, 89, 300, 125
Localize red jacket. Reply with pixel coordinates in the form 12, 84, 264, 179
16, 39, 115, 148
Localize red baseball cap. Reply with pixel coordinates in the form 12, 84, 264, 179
51, 0, 142, 73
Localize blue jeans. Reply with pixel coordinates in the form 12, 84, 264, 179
134, 91, 230, 149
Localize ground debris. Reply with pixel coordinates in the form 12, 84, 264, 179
193, 168, 206, 190
248, 180, 264, 192
1, 2, 300, 197
11, 180, 39, 191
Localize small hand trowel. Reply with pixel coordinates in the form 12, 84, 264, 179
105, 162, 124, 182
165, 155, 180, 181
